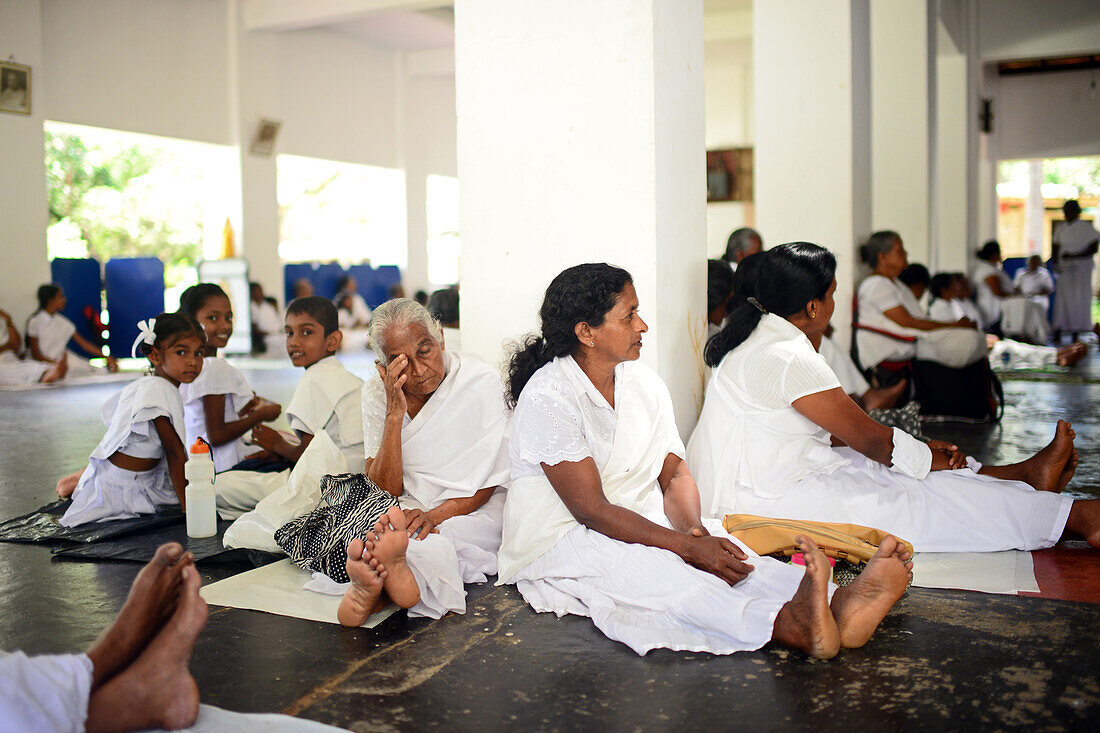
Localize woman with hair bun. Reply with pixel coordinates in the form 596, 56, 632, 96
498, 263, 913, 659
687, 242, 1100, 553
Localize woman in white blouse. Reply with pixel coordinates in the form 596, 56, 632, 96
498, 263, 913, 659
687, 243, 1100, 553
972, 240, 1049, 343
855, 231, 986, 371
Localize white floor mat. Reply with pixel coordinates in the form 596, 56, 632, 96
143, 704, 349, 732
201, 558, 398, 627
911, 550, 1038, 595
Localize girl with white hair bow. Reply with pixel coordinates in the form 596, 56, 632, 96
56, 313, 206, 526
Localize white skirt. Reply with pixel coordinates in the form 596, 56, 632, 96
914, 328, 987, 368
511, 517, 812, 656
61, 459, 178, 526
733, 450, 1072, 553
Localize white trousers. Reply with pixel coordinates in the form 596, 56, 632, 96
0, 652, 92, 733
511, 516, 818, 656
990, 340, 1058, 370
915, 328, 988, 368
215, 469, 289, 520
733, 450, 1072, 553
61, 459, 177, 527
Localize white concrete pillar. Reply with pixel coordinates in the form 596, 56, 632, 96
871, 0, 932, 266
754, 0, 871, 350
933, 41, 970, 272
0, 0, 51, 328
455, 0, 707, 436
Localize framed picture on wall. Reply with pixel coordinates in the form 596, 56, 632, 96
706, 147, 753, 202
0, 61, 31, 116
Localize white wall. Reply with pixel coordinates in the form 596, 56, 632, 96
978, 0, 1100, 61
0, 0, 51, 329
703, 36, 753, 259
1, 0, 454, 315
992, 68, 1100, 161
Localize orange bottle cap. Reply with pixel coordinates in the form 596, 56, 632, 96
190, 438, 211, 454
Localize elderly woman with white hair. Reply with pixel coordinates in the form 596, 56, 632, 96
337, 298, 511, 626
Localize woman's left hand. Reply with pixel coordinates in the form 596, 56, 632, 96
927, 439, 967, 469
403, 508, 438, 540
250, 424, 282, 452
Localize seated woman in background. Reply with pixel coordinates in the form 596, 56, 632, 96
1013, 255, 1055, 316
57, 314, 205, 526
0, 307, 67, 385
928, 273, 1084, 370
26, 284, 118, 376
855, 232, 985, 372
687, 242, 1100, 552
337, 298, 511, 625
706, 259, 736, 340
972, 240, 1049, 344
497, 262, 913, 659
179, 284, 282, 473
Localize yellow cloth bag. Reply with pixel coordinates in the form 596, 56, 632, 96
722, 514, 915, 563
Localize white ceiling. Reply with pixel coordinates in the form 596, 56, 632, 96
324, 8, 455, 51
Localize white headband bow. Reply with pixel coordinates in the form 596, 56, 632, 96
131, 318, 157, 358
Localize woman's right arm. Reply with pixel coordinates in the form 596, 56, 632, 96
366, 356, 408, 497
27, 336, 51, 362
542, 458, 755, 585
882, 305, 973, 332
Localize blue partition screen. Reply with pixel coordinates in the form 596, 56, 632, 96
368, 265, 401, 308
105, 258, 165, 358
50, 258, 103, 358
285, 262, 404, 309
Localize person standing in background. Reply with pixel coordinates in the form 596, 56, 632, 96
1052, 200, 1099, 343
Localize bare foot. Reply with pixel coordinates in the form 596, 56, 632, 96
830, 535, 911, 649
771, 535, 840, 659
1057, 449, 1078, 493
56, 468, 84, 499
863, 379, 907, 410
1067, 499, 1100, 549
1020, 420, 1075, 493
1056, 343, 1087, 367
40, 355, 68, 383
366, 507, 420, 609
338, 538, 388, 627
85, 563, 207, 732
87, 543, 190, 686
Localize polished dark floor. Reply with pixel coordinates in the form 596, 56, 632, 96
1, 356, 1099, 731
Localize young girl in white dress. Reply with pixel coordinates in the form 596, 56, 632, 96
497, 263, 913, 659
178, 284, 282, 473
687, 242, 1100, 552
56, 313, 205, 526
26, 284, 118, 377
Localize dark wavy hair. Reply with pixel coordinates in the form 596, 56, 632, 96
138, 312, 205, 357
898, 263, 930, 287
704, 242, 836, 367
707, 259, 736, 314
976, 240, 1001, 262
928, 272, 955, 301
179, 283, 229, 320
506, 263, 632, 406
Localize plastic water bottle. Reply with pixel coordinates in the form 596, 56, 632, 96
184, 439, 217, 538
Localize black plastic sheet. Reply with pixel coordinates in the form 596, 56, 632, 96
0, 500, 184, 544
50, 519, 245, 563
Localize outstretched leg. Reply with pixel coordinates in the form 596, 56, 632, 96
979, 420, 1075, 493
85, 543, 191, 688
56, 468, 84, 499
84, 560, 207, 732
830, 535, 912, 648
338, 538, 388, 627
1066, 499, 1100, 548
40, 354, 68, 384
366, 507, 421, 610
771, 535, 840, 659
862, 379, 906, 411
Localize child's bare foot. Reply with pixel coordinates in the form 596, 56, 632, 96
830, 535, 911, 648
863, 379, 906, 410
1056, 343, 1087, 367
1021, 420, 1075, 492
87, 543, 190, 686
366, 507, 420, 609
771, 535, 840, 659
338, 538, 388, 627
40, 355, 68, 383
85, 563, 207, 732
56, 468, 84, 499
